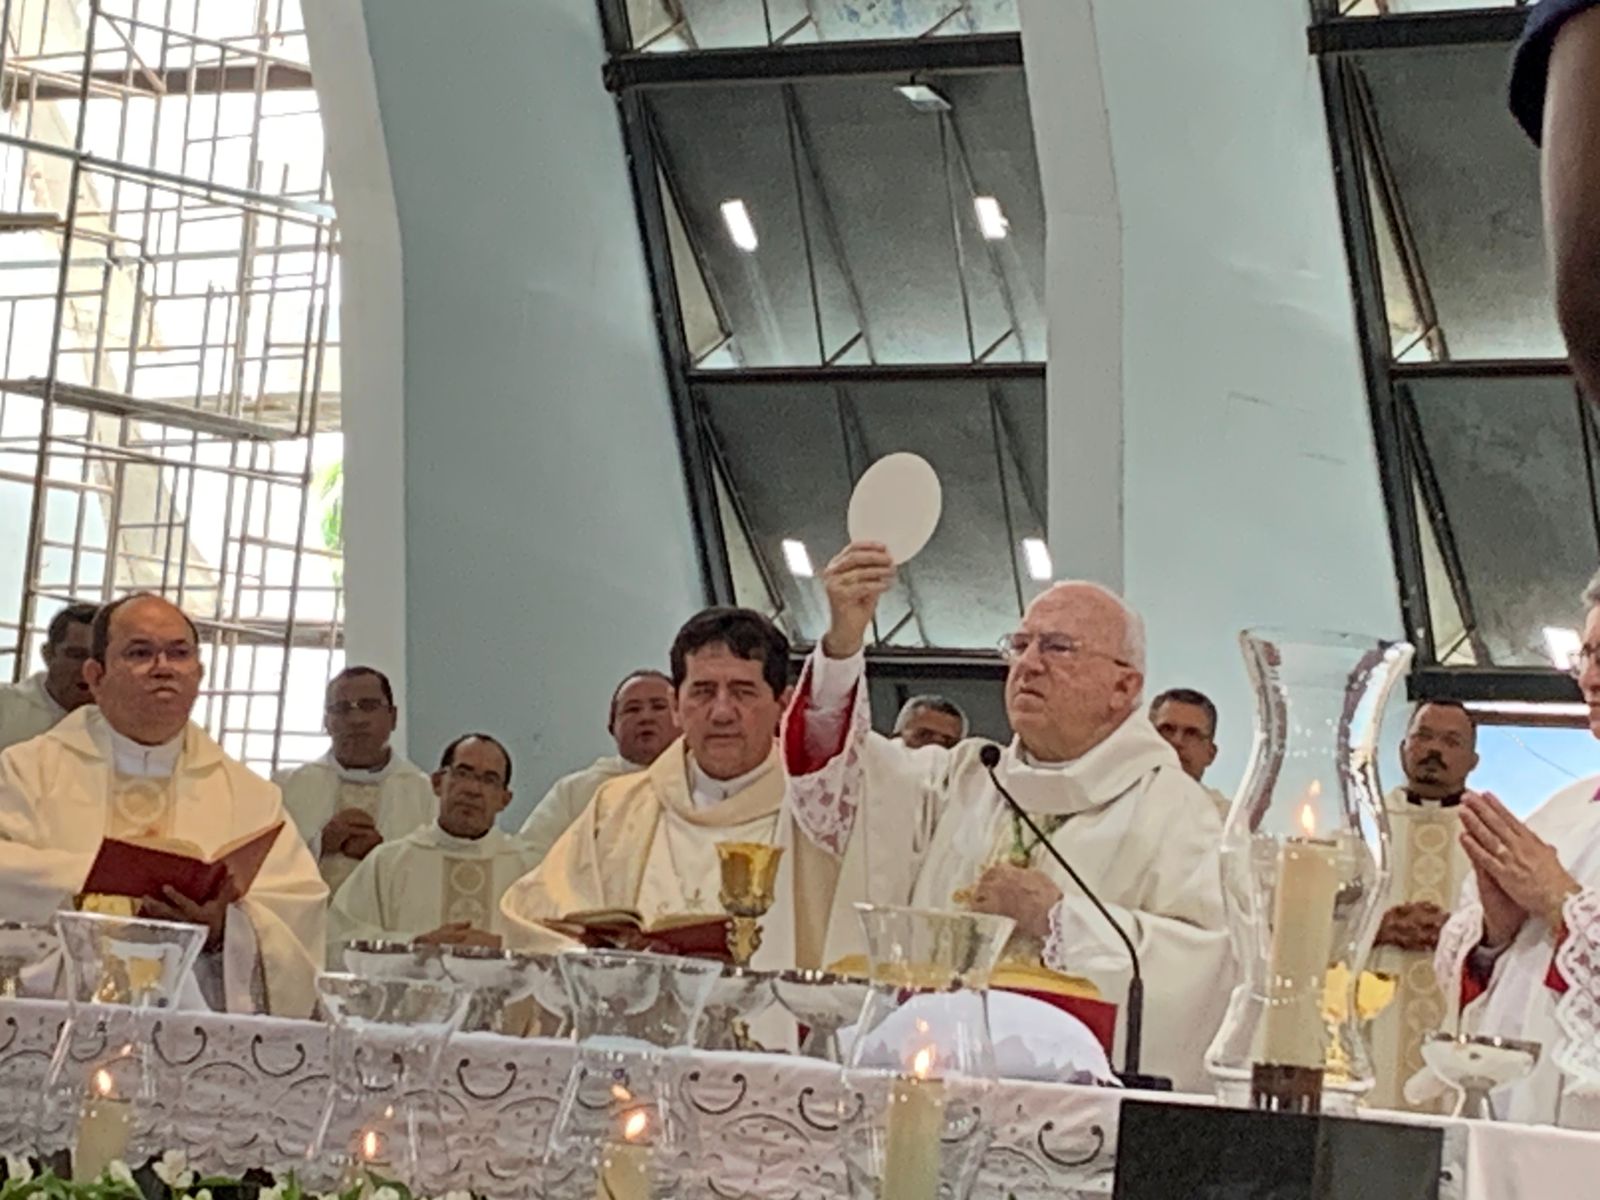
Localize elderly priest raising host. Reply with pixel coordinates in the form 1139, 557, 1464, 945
0, 593, 326, 1016
1434, 571, 1600, 1128
779, 542, 1232, 1090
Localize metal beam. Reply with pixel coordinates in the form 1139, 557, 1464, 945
2, 61, 313, 103
789, 644, 1007, 683
1393, 358, 1571, 380
687, 362, 1044, 387
1409, 667, 1582, 705
1320, 57, 1435, 657
1308, 10, 1527, 56
604, 32, 1023, 90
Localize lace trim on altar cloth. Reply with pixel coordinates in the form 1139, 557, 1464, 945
1434, 901, 1485, 1019
786, 668, 870, 860
1554, 888, 1600, 1092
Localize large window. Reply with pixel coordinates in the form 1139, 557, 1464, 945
599, 0, 1044, 692
1312, 2, 1586, 706
0, 0, 341, 773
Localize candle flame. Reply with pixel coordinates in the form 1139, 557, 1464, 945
911, 1046, 936, 1079
1297, 802, 1317, 838
93, 1068, 114, 1098
622, 1110, 649, 1142
361, 1130, 381, 1160
611, 1083, 632, 1103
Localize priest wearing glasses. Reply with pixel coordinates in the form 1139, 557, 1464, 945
779, 541, 1232, 1090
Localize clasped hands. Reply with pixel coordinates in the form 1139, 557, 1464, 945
321, 807, 383, 860
1458, 790, 1580, 949
965, 862, 1063, 942
141, 881, 238, 951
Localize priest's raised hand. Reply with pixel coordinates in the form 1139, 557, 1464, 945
821, 541, 896, 658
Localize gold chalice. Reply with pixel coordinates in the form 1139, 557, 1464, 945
716, 841, 784, 968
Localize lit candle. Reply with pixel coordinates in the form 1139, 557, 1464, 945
1256, 799, 1341, 1069
73, 1067, 131, 1182
882, 1046, 945, 1200
597, 1108, 652, 1200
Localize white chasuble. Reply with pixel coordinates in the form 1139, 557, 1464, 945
778, 647, 1233, 1092
500, 739, 784, 945
278, 754, 436, 896
1368, 788, 1471, 1112
517, 755, 641, 866
0, 707, 327, 1016
328, 824, 540, 953
1435, 776, 1600, 1128
0, 673, 66, 754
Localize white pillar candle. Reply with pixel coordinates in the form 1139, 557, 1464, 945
1256, 803, 1341, 1069
73, 1068, 131, 1182
881, 1046, 945, 1200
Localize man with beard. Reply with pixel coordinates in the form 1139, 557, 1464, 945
1369, 701, 1478, 1110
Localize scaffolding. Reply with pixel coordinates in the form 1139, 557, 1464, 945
0, 0, 341, 775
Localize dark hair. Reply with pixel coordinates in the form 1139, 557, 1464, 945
669, 607, 790, 697
438, 732, 513, 785
90, 593, 201, 664
46, 602, 99, 647
1408, 699, 1478, 744
609, 669, 671, 723
328, 665, 395, 709
1149, 687, 1219, 737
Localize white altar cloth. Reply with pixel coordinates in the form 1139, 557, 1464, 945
0, 998, 1591, 1199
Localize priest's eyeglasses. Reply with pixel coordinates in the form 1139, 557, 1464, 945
998, 631, 1133, 669
1569, 644, 1600, 677
326, 698, 389, 716
446, 763, 505, 789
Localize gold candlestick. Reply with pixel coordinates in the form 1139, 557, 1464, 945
716, 841, 784, 967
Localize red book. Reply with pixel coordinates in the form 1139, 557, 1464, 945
80, 822, 284, 906
541, 910, 734, 962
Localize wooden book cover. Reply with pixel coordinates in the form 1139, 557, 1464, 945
541, 909, 732, 960
80, 821, 283, 905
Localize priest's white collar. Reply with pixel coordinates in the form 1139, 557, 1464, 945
687, 754, 774, 811
999, 711, 1181, 817
319, 748, 405, 783
420, 821, 508, 852
106, 723, 185, 778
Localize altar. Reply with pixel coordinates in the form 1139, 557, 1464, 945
1, 999, 1596, 1200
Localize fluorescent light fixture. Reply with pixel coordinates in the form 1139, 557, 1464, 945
1021, 537, 1053, 582
720, 199, 758, 252
894, 83, 952, 112
782, 538, 814, 578
1544, 625, 1582, 671
974, 195, 1010, 241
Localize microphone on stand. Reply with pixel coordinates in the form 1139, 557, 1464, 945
978, 742, 1172, 1092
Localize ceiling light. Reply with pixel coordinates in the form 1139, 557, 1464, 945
894, 83, 952, 113
720, 199, 758, 252
782, 538, 814, 578
974, 196, 1010, 241
1022, 537, 1052, 582
1543, 626, 1582, 671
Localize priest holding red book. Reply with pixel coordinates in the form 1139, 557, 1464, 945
0, 593, 326, 1017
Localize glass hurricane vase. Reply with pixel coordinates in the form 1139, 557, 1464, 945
840, 904, 1014, 1200
541, 950, 720, 1200
305, 971, 470, 1194
39, 911, 206, 1178
1205, 629, 1412, 1114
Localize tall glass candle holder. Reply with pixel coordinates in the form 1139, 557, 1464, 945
40, 911, 206, 1178
841, 905, 1013, 1200
1205, 629, 1411, 1114
542, 950, 720, 1200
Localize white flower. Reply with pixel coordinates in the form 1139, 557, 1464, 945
3, 1156, 33, 1184
372, 1187, 401, 1200
154, 1150, 196, 1190
191, 1189, 211, 1200
106, 1161, 138, 1190
258, 1184, 287, 1200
